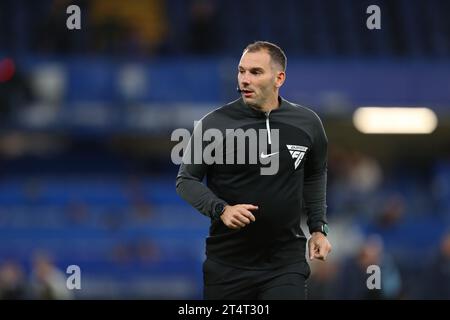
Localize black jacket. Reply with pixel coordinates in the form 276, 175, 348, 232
176, 97, 328, 269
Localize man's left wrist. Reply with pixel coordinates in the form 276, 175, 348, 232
311, 223, 329, 236
212, 202, 227, 220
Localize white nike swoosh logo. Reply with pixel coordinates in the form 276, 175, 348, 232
260, 151, 279, 159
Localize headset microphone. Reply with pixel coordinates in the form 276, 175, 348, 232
236, 86, 242, 93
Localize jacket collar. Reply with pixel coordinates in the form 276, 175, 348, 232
238, 96, 287, 117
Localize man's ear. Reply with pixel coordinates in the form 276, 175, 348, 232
275, 71, 286, 88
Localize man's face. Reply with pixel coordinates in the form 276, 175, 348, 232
238, 50, 284, 109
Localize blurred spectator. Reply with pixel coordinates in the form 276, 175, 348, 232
111, 243, 133, 266
347, 151, 383, 194
0, 60, 34, 124
375, 195, 406, 229
132, 201, 154, 222
327, 147, 383, 218
127, 176, 154, 222
0, 260, 27, 299
428, 232, 450, 299
432, 160, 450, 220
111, 238, 160, 266
308, 259, 340, 300
135, 238, 160, 264
328, 147, 383, 193
89, 0, 168, 55
102, 208, 125, 232
3, 0, 450, 57
66, 201, 90, 226
187, 0, 221, 54
30, 252, 73, 300
338, 235, 402, 299
33, 0, 77, 54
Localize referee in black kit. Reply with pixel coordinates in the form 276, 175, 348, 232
176, 41, 331, 300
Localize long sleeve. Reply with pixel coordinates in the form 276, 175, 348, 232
175, 120, 228, 219
303, 114, 328, 234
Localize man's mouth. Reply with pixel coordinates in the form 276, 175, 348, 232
241, 89, 254, 97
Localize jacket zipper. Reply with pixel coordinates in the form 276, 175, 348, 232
265, 111, 272, 145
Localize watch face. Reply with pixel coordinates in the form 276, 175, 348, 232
322, 224, 329, 235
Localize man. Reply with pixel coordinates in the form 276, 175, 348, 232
176, 41, 331, 299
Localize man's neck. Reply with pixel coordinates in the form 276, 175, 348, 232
259, 95, 280, 113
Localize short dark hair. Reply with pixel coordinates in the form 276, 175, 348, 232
244, 41, 287, 71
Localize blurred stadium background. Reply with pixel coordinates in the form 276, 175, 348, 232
0, 0, 449, 299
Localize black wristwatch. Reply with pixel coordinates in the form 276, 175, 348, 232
213, 203, 226, 220
312, 224, 329, 236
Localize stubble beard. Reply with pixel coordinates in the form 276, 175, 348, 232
244, 94, 264, 111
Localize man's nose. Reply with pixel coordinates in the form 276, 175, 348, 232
240, 74, 250, 85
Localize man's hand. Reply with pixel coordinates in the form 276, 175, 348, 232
308, 232, 332, 261
220, 204, 258, 229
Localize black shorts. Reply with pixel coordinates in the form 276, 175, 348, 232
203, 258, 311, 300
